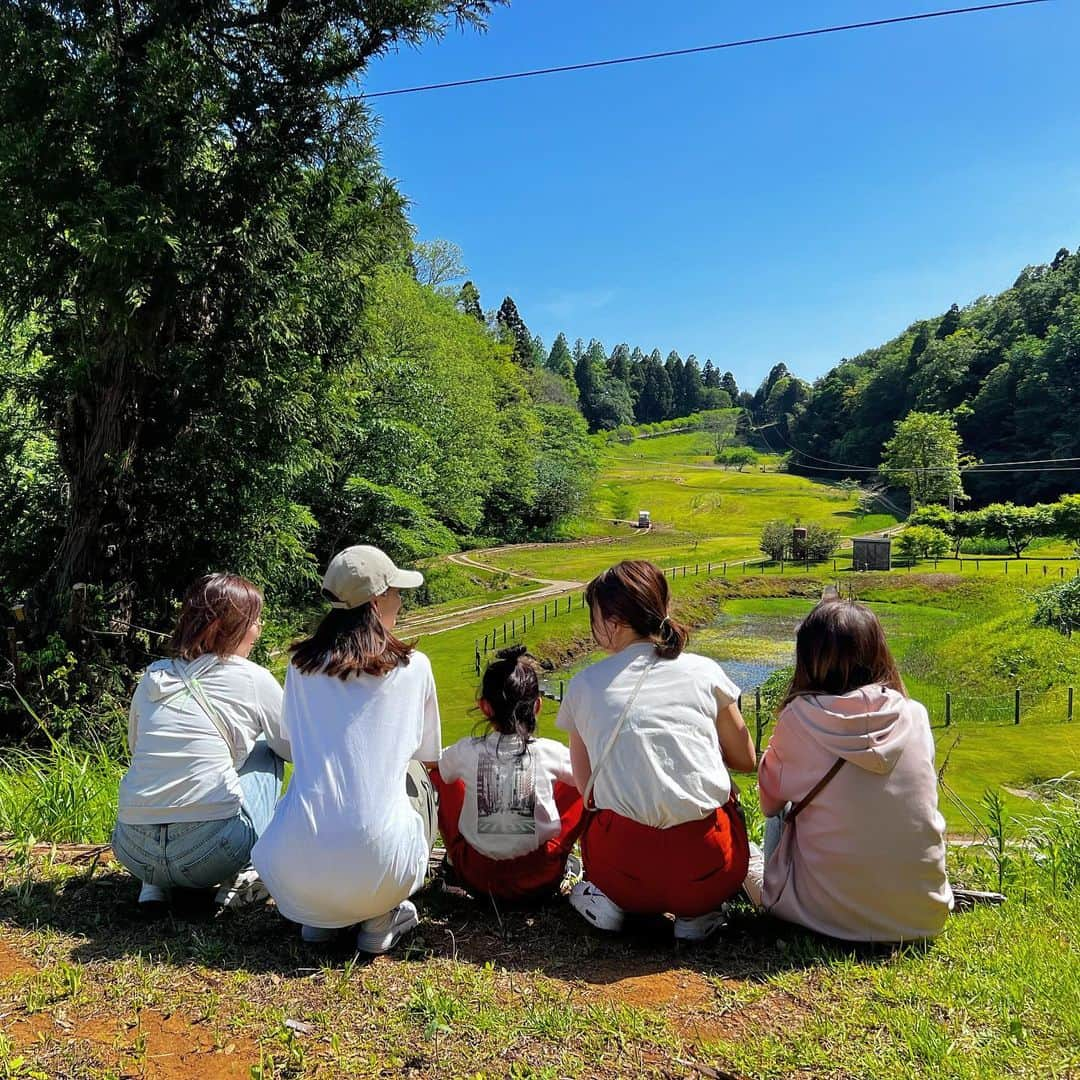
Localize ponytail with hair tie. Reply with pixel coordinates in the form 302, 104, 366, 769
480, 643, 540, 752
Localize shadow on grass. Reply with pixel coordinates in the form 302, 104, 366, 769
0, 864, 917, 985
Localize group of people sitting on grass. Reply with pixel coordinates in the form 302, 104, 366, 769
112, 547, 953, 955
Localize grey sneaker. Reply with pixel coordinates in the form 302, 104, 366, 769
215, 867, 270, 909
356, 901, 419, 955
673, 908, 729, 942
568, 881, 625, 933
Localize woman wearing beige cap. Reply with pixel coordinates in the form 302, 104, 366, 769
253, 545, 440, 954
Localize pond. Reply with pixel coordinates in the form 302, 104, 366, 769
539, 598, 805, 697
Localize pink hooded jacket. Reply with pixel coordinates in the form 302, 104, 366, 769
759, 686, 952, 942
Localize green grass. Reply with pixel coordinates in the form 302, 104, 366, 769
1, 796, 1077, 1079
0, 740, 122, 845
472, 433, 899, 583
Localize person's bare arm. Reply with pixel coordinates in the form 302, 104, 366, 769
716, 700, 756, 773
569, 730, 592, 794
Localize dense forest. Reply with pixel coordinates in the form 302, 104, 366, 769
774, 247, 1080, 505
466, 279, 740, 431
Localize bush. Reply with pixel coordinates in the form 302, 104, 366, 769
1033, 577, 1080, 637
715, 446, 758, 470
896, 525, 951, 562
803, 522, 841, 561
759, 520, 789, 561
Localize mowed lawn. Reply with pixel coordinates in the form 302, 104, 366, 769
477, 432, 898, 582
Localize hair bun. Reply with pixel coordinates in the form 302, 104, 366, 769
496, 644, 529, 662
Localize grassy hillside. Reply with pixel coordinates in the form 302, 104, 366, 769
477, 431, 897, 582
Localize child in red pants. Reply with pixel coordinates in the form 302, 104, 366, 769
432, 645, 585, 902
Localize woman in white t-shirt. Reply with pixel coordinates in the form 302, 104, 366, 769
112, 574, 290, 912
558, 560, 756, 942
432, 645, 585, 902
252, 546, 440, 955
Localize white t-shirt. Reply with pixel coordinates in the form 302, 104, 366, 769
438, 734, 576, 860
252, 651, 441, 928
556, 643, 740, 829
117, 654, 288, 825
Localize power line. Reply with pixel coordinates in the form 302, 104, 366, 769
755, 420, 1080, 474
358, 1, 1052, 100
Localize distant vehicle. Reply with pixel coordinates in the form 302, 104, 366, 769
637, 510, 651, 528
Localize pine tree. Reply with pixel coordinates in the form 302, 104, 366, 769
702, 359, 721, 388
496, 296, 534, 367
721, 371, 739, 401
681, 355, 705, 415
636, 351, 674, 423
665, 351, 685, 418
547, 333, 574, 379
457, 280, 483, 321
530, 333, 547, 369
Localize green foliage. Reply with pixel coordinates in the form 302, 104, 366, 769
802, 522, 841, 561
759, 520, 789, 561
0, 0, 499, 637
1052, 494, 1080, 551
788, 248, 1080, 505
880, 410, 967, 507
714, 446, 758, 470
896, 525, 952, 562
1033, 577, 1080, 636
977, 502, 1056, 558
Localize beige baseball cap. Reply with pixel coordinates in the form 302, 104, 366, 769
321, 545, 424, 609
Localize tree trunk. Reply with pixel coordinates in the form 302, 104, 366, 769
39, 344, 143, 638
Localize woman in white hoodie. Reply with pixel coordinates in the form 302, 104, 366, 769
113, 574, 290, 910
757, 598, 952, 942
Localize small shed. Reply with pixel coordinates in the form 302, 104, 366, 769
637, 510, 651, 529
852, 535, 892, 572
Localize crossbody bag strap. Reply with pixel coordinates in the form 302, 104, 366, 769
581, 654, 656, 811
786, 757, 845, 822
172, 660, 239, 763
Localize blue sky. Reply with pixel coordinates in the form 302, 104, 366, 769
361, 1, 1080, 392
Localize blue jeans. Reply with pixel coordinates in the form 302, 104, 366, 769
112, 740, 284, 890
763, 803, 790, 865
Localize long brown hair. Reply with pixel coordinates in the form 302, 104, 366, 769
585, 560, 689, 660
290, 597, 413, 679
782, 599, 906, 708
172, 573, 262, 661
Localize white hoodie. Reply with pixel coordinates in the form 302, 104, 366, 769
117, 654, 288, 825
759, 686, 952, 942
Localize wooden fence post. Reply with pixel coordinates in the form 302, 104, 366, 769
1068, 687, 1074, 723
1014, 688, 1021, 725
559, 681, 564, 702
945, 691, 951, 728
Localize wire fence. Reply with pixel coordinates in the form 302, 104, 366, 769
471, 554, 1080, 672
468, 563, 1078, 742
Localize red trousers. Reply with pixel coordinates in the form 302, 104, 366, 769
431, 772, 586, 902
581, 800, 750, 917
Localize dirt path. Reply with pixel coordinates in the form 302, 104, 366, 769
397, 548, 584, 637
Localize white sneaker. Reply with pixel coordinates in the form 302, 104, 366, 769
742, 842, 765, 910
356, 901, 419, 955
138, 882, 168, 905
301, 925, 339, 944
673, 908, 728, 942
215, 867, 270, 909
569, 881, 625, 933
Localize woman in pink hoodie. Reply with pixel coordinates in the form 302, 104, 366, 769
757, 599, 952, 942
